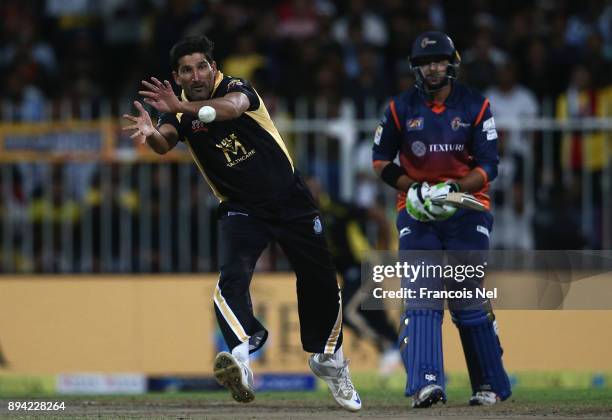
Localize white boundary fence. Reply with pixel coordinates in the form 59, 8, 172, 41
0, 98, 610, 273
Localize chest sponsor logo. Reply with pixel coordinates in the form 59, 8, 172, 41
215, 133, 256, 167
429, 143, 464, 152
411, 140, 427, 157
192, 119, 209, 133
406, 117, 424, 131
451, 116, 470, 131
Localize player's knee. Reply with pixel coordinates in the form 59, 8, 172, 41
399, 309, 444, 342
217, 267, 251, 296
450, 309, 494, 327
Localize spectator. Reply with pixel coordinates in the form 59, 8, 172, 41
332, 0, 388, 47
462, 30, 508, 92
486, 62, 539, 249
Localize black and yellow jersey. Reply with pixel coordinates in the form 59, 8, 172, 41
158, 72, 295, 205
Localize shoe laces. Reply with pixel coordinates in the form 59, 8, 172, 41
336, 360, 355, 398
238, 360, 253, 387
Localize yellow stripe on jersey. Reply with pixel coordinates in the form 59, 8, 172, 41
185, 139, 227, 202
246, 91, 294, 171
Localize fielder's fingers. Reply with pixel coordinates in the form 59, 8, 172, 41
163, 80, 172, 89
151, 77, 164, 88
122, 123, 139, 131
133, 101, 148, 114
141, 80, 159, 91
130, 130, 141, 139
122, 114, 138, 122
139, 90, 158, 98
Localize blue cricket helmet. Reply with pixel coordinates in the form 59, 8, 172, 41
409, 31, 461, 92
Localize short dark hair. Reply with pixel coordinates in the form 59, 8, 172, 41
169, 36, 215, 71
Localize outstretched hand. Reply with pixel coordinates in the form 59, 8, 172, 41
139, 77, 181, 113
122, 101, 156, 144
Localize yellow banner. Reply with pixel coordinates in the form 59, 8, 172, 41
0, 274, 611, 374
0, 120, 192, 162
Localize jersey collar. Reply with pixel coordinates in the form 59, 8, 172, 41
419, 81, 460, 109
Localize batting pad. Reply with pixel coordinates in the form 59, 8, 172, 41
451, 310, 512, 400
399, 309, 445, 396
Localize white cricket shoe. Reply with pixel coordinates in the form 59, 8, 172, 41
412, 384, 447, 408
308, 354, 362, 412
469, 391, 499, 406
213, 351, 255, 403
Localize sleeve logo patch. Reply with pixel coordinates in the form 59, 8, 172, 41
406, 117, 424, 131
227, 79, 244, 89
374, 125, 383, 145
482, 117, 498, 141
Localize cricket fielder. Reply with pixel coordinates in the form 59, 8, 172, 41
123, 35, 360, 412
372, 31, 512, 407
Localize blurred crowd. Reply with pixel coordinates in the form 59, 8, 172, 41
1, 0, 611, 115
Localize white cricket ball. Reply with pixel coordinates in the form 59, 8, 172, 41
198, 105, 216, 123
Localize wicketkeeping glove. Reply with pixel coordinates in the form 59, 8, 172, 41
406, 182, 435, 221
425, 182, 459, 220
406, 181, 459, 222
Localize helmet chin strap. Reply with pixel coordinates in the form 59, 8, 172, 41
423, 78, 450, 94
413, 63, 458, 97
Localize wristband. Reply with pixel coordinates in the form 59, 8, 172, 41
380, 163, 405, 189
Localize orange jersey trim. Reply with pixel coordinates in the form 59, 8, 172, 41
372, 160, 389, 172
427, 102, 446, 114
396, 191, 407, 211
473, 98, 489, 126
389, 100, 401, 131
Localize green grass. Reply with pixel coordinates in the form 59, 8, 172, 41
1, 372, 612, 409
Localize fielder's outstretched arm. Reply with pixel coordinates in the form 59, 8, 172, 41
139, 77, 250, 121
122, 100, 179, 155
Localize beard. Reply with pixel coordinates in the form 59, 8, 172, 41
187, 85, 210, 101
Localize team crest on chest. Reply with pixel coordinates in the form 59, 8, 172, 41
451, 116, 470, 131
192, 119, 209, 132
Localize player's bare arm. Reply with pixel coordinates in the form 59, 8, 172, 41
122, 100, 178, 154
456, 168, 487, 193
139, 77, 250, 120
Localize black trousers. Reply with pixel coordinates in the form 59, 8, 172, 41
213, 177, 343, 354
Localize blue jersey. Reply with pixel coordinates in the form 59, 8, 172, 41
372, 82, 499, 211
